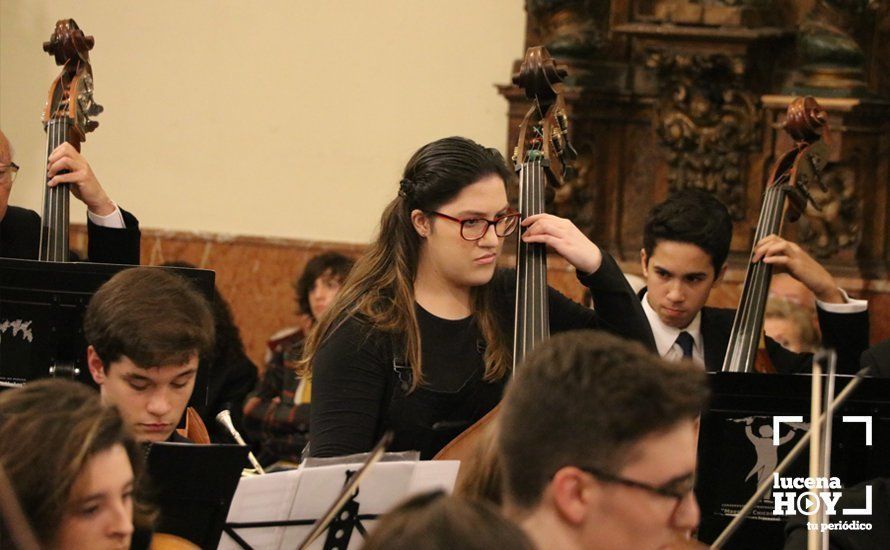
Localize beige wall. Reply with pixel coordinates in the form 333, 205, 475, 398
0, 1, 525, 243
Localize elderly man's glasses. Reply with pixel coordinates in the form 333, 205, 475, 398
426, 211, 520, 241
0, 162, 19, 184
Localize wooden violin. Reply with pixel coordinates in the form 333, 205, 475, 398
39, 19, 103, 262
722, 97, 829, 374
434, 47, 576, 482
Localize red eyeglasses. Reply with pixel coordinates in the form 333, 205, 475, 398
426, 211, 521, 241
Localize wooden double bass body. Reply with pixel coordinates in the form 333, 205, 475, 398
434, 47, 576, 478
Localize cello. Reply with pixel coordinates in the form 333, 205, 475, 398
434, 47, 576, 479
722, 97, 829, 374
39, 19, 103, 262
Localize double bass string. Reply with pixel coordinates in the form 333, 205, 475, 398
39, 119, 51, 259
536, 159, 547, 343
741, 184, 785, 366
515, 160, 528, 369
731, 183, 782, 370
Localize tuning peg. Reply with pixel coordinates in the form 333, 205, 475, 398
87, 102, 104, 117
556, 112, 569, 132
784, 182, 821, 213
562, 141, 578, 162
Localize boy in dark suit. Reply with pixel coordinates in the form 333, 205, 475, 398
590, 189, 869, 372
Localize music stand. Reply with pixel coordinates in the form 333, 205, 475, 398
220, 459, 460, 549
696, 372, 890, 549
146, 442, 248, 548
0, 258, 215, 410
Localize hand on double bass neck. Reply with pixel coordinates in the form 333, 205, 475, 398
521, 213, 603, 275
751, 234, 845, 304
46, 141, 116, 216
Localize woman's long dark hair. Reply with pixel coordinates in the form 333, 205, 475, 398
299, 137, 515, 389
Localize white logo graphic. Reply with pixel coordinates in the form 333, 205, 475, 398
734, 416, 806, 488
0, 319, 34, 343
769, 415, 874, 532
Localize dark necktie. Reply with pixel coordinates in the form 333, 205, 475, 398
676, 331, 694, 358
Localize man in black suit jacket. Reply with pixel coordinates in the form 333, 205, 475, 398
0, 129, 140, 264
589, 190, 869, 373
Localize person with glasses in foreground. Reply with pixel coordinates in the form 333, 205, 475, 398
499, 330, 709, 550
300, 136, 649, 460
0, 129, 140, 263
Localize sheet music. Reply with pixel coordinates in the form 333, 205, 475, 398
408, 460, 459, 493
219, 469, 303, 549
282, 461, 415, 549
221, 460, 460, 550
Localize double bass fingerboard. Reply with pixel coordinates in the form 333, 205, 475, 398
722, 183, 788, 373
513, 156, 550, 370
39, 118, 71, 262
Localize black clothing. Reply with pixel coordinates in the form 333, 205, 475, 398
0, 205, 141, 264
309, 265, 649, 459
588, 251, 870, 374
784, 478, 890, 550
200, 349, 258, 443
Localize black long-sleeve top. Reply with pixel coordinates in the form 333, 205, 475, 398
309, 263, 649, 459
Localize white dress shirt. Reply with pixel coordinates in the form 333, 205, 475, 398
641, 292, 705, 367
86, 203, 125, 229
640, 289, 868, 369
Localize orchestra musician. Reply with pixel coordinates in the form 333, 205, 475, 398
0, 378, 150, 549
84, 267, 215, 443
161, 261, 259, 443
301, 136, 650, 459
588, 189, 869, 373
0, 129, 140, 264
242, 252, 354, 465
498, 330, 709, 550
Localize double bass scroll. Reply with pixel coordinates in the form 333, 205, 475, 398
39, 19, 103, 262
721, 97, 829, 374
511, 46, 577, 368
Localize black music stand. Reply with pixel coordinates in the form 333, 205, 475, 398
146, 442, 248, 548
220, 452, 458, 550
0, 258, 215, 410
222, 469, 378, 550
696, 372, 890, 549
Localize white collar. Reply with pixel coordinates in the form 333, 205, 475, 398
641, 291, 703, 358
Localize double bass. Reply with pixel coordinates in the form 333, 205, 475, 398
722, 97, 829, 374
39, 19, 103, 262
434, 46, 576, 472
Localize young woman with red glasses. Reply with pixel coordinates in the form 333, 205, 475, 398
300, 136, 646, 459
